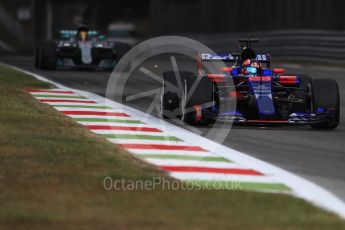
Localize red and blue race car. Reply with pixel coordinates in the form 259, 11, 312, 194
160, 39, 340, 129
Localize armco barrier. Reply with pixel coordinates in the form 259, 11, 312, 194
186, 30, 345, 63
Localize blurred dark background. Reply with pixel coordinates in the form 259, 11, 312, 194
0, 0, 344, 54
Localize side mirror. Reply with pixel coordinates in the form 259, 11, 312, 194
273, 68, 285, 74
221, 67, 233, 73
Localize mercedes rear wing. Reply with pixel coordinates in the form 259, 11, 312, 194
59, 30, 100, 39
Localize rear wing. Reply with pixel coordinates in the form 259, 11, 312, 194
200, 53, 270, 63
59, 30, 100, 39
200, 53, 236, 62
197, 53, 271, 73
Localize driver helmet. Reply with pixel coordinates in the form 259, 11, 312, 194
242, 59, 261, 68
242, 59, 261, 74
77, 24, 89, 41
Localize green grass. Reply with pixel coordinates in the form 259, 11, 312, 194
0, 64, 345, 229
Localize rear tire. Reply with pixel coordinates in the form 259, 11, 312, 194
310, 78, 340, 129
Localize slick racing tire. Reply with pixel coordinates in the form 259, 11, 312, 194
160, 71, 191, 119
37, 41, 57, 70
180, 73, 214, 125
310, 78, 340, 129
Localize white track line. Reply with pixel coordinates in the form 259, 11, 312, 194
107, 138, 185, 146
131, 149, 217, 157
41, 102, 98, 106
30, 92, 78, 96
64, 115, 131, 119
143, 158, 239, 168
48, 103, 108, 107
92, 130, 167, 136
29, 89, 74, 92
32, 95, 85, 98
38, 98, 93, 101
54, 108, 119, 112
169, 172, 276, 183
78, 122, 148, 127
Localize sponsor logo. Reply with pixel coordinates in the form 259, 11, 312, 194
201, 53, 235, 61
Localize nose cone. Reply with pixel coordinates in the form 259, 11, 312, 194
248, 77, 276, 116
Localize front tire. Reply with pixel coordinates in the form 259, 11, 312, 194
37, 41, 57, 70
310, 78, 340, 129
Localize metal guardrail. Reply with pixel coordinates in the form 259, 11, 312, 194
0, 5, 26, 44
187, 30, 345, 63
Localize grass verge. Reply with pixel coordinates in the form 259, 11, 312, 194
0, 64, 344, 230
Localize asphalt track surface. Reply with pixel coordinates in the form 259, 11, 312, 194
2, 55, 345, 203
